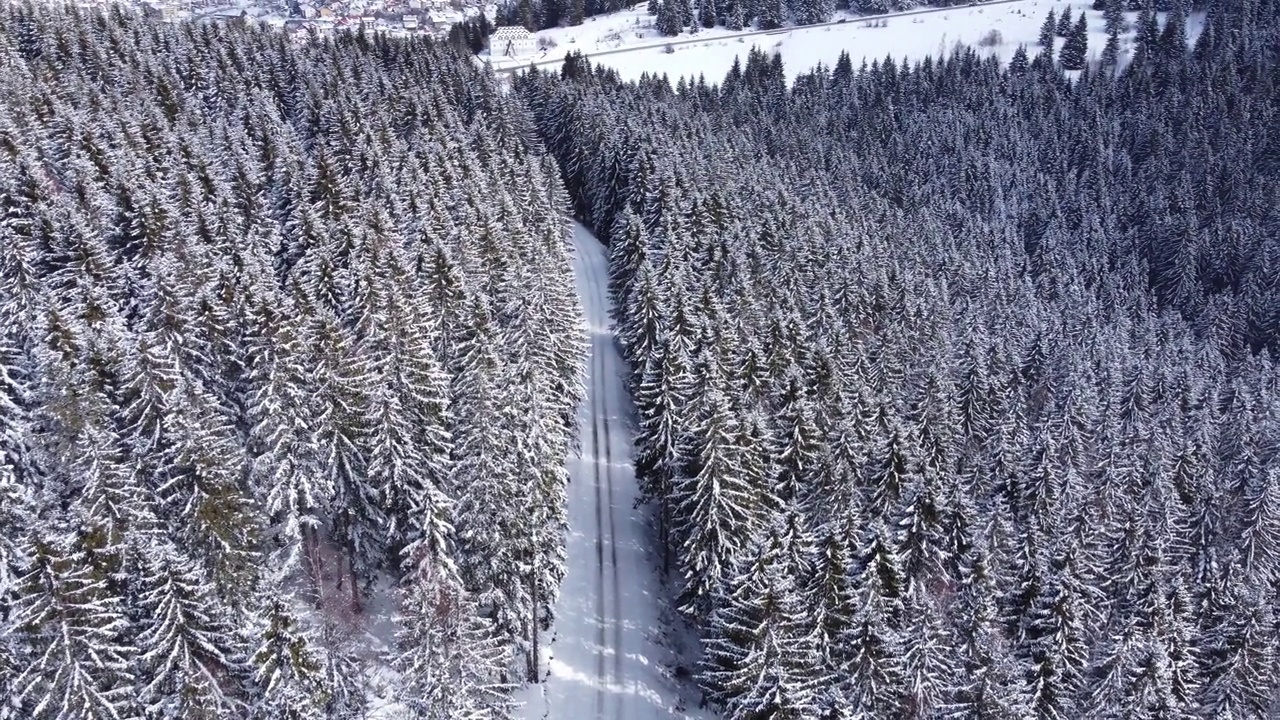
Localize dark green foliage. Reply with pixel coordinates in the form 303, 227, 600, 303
657, 0, 686, 35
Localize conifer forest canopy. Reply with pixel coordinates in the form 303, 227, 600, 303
1, 0, 1280, 718
0, 7, 585, 718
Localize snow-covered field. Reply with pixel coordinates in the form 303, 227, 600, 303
513, 224, 710, 720
489, 0, 1202, 83
482, 1, 875, 70
536, 3, 735, 54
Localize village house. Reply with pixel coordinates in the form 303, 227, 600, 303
490, 26, 534, 57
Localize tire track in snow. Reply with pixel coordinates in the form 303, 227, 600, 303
584, 239, 608, 719
596, 257, 625, 720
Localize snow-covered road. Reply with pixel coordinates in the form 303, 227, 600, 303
515, 224, 708, 720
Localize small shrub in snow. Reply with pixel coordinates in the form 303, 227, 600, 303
979, 29, 1002, 46
537, 36, 558, 49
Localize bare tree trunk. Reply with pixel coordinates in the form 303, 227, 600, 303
304, 525, 323, 609
529, 562, 540, 682
347, 541, 362, 614
660, 494, 670, 577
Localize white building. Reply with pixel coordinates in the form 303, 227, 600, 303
490, 26, 534, 57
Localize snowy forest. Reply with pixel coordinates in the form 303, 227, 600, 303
0, 5, 586, 718
3, 0, 1280, 715
516, 0, 1280, 714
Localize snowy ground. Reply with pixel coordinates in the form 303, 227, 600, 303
489, 0, 1203, 82
513, 224, 710, 720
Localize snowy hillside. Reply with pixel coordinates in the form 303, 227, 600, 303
492, 0, 1204, 82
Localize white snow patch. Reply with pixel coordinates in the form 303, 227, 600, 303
505, 0, 1204, 83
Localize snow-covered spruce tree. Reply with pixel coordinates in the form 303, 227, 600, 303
133, 540, 248, 718
672, 362, 768, 617
249, 595, 332, 720
393, 552, 516, 719
1103, 0, 1125, 35
1039, 9, 1057, 47
8, 530, 136, 720
1101, 28, 1121, 68
1060, 12, 1090, 69
1057, 6, 1074, 36
700, 533, 822, 718
657, 0, 686, 35
0, 3, 584, 713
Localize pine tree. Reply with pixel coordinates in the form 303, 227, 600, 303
657, 0, 686, 35
757, 0, 784, 31
249, 596, 331, 720
699, 0, 716, 27
806, 517, 860, 684
1019, 541, 1093, 720
1010, 44, 1030, 74
726, 1, 745, 29
700, 536, 821, 718
1103, 0, 1124, 35
944, 544, 1033, 718
1056, 6, 1074, 36
159, 374, 262, 605
450, 299, 534, 657
244, 290, 330, 588
309, 307, 376, 611
1060, 12, 1090, 69
1134, 7, 1159, 60
1039, 9, 1057, 47
134, 541, 245, 718
0, 335, 33, 602
841, 522, 908, 716
9, 532, 136, 720
1200, 584, 1278, 718
1101, 28, 1121, 68
1159, 6, 1187, 57
393, 554, 515, 719
608, 208, 651, 330
673, 372, 766, 617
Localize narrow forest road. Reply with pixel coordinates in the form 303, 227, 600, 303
514, 224, 708, 720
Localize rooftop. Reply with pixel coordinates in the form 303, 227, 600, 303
491, 25, 531, 38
